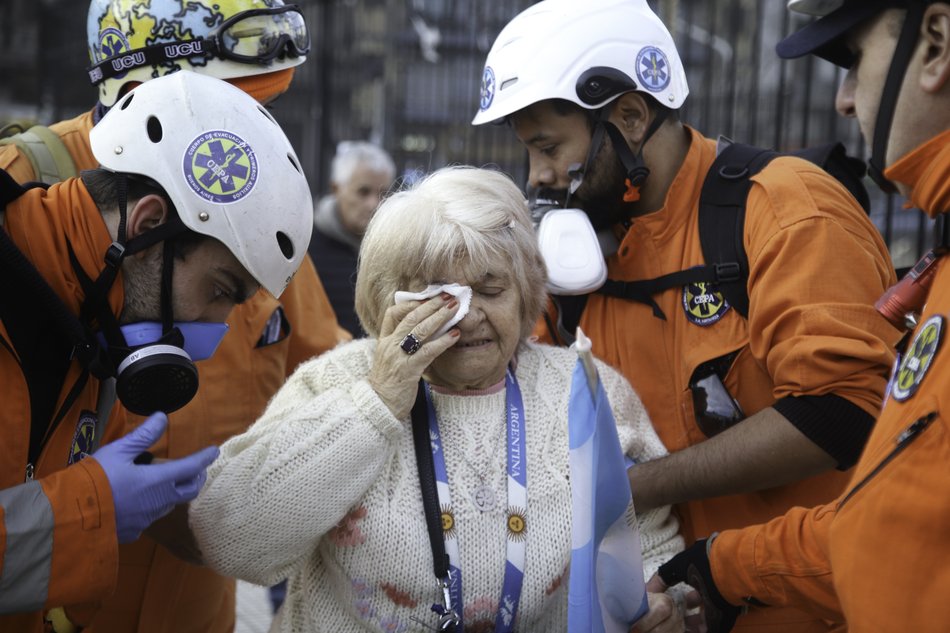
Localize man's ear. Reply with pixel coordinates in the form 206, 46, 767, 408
607, 92, 653, 146
919, 4, 950, 93
126, 194, 170, 247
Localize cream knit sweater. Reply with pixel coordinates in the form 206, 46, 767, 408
190, 339, 683, 632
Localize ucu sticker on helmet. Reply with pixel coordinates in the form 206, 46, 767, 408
112, 52, 146, 72
165, 41, 205, 59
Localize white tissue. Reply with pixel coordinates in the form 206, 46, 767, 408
393, 283, 472, 339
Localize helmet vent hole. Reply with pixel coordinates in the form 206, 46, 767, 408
146, 116, 163, 143
257, 105, 278, 126
287, 153, 301, 174
276, 231, 295, 260
119, 93, 135, 110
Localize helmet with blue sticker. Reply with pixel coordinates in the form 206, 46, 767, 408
472, 0, 688, 126
89, 70, 313, 298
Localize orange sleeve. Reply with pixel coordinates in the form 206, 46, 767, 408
280, 254, 351, 374
0, 110, 98, 183
39, 459, 118, 608
0, 144, 39, 182
745, 159, 901, 417
711, 502, 843, 623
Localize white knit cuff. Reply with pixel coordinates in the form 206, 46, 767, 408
350, 380, 405, 437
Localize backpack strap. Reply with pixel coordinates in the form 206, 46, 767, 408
551, 140, 870, 337
0, 169, 104, 475
0, 125, 78, 185
594, 143, 777, 320
696, 142, 780, 319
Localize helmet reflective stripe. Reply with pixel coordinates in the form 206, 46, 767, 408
86, 0, 308, 107
787, 0, 846, 16
89, 71, 313, 298
472, 0, 688, 126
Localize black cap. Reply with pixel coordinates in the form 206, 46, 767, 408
776, 0, 906, 67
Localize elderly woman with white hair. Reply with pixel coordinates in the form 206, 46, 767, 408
190, 166, 685, 632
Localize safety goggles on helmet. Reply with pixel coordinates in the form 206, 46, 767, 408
87, 4, 309, 86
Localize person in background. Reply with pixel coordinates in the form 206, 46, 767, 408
191, 166, 686, 633
652, 2, 950, 632
308, 141, 396, 337
472, 0, 900, 630
0, 2, 349, 631
0, 70, 314, 633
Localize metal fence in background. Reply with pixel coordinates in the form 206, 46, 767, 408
0, 0, 932, 269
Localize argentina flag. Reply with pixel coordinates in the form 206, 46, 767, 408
567, 329, 648, 633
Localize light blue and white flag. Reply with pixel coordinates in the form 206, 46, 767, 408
567, 328, 648, 633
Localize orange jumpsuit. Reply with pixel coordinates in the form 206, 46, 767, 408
0, 109, 350, 633
710, 129, 950, 632
539, 126, 899, 631
0, 178, 127, 632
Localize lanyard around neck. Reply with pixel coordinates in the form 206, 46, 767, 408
410, 368, 527, 632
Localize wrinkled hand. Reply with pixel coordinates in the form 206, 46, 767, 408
650, 538, 740, 633
368, 293, 461, 419
630, 592, 684, 633
92, 412, 219, 544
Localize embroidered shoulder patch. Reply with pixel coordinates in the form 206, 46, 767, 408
683, 281, 730, 326
68, 411, 98, 465
892, 314, 943, 402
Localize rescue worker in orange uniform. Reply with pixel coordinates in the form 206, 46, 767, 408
474, 0, 901, 630
0, 71, 314, 633
651, 1, 950, 632
0, 3, 350, 632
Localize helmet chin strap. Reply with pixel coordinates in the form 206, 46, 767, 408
567, 104, 670, 210
868, 2, 926, 193
70, 175, 202, 415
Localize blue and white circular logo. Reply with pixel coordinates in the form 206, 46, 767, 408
183, 130, 258, 204
479, 66, 496, 112
636, 46, 671, 93
98, 27, 130, 62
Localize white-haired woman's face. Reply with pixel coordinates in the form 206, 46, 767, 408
422, 263, 523, 391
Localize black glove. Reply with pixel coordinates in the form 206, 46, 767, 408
657, 537, 742, 633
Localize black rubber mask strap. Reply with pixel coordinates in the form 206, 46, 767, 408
565, 115, 608, 208
868, 2, 926, 192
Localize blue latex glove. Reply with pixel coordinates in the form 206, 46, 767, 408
92, 412, 220, 544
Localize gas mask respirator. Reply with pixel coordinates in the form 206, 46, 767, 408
529, 184, 615, 296
72, 186, 230, 417
97, 321, 229, 416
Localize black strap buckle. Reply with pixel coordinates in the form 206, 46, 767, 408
714, 262, 741, 283
104, 241, 126, 268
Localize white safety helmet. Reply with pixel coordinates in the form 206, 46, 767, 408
472, 0, 688, 126
86, 0, 309, 107
89, 70, 313, 298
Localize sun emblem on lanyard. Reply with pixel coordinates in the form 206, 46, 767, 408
441, 504, 456, 540
506, 506, 527, 542
892, 314, 943, 402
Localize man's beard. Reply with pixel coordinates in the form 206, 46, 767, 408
535, 136, 636, 232
119, 246, 165, 324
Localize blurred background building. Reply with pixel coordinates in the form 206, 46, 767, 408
0, 0, 930, 268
